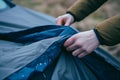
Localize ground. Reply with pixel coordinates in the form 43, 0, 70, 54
13, 0, 120, 60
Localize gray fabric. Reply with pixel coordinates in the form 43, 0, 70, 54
0, 5, 56, 80
1, 4, 120, 80
51, 47, 120, 80
0, 5, 55, 33
51, 53, 97, 80
0, 37, 63, 80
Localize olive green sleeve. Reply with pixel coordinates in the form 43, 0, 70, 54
67, 0, 107, 21
95, 14, 120, 46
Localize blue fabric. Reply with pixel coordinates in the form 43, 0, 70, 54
1, 25, 120, 80
2, 25, 76, 80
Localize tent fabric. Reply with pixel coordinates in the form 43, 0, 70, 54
0, 3, 55, 79
1, 25, 120, 80
0, 2, 120, 80
1, 25, 77, 80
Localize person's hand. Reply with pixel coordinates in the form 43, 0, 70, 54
56, 13, 74, 26
64, 30, 100, 58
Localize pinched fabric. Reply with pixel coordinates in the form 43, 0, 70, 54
0, 2, 120, 80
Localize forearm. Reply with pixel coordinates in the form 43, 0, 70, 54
95, 14, 120, 46
67, 0, 107, 21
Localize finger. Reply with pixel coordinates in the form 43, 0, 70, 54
72, 48, 85, 56
66, 44, 79, 51
78, 52, 88, 58
56, 18, 64, 25
65, 19, 71, 26
64, 35, 76, 47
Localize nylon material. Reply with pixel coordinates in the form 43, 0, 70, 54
0, 68, 15, 80
0, 2, 120, 80
0, 6, 55, 33
0, 37, 63, 79
51, 53, 97, 80
95, 48, 120, 70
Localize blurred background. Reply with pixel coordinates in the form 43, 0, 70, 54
13, 0, 120, 60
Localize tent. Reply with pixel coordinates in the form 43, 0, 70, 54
0, 0, 120, 80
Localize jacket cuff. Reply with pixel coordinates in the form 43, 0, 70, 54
93, 29, 104, 45
66, 11, 77, 22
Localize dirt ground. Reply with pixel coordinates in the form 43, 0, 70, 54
13, 0, 120, 60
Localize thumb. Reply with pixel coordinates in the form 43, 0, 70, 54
65, 19, 72, 26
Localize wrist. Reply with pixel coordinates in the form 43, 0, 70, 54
93, 29, 104, 45
66, 12, 76, 22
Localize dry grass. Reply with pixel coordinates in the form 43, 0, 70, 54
14, 0, 120, 60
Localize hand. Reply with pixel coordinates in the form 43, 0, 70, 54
64, 30, 100, 58
56, 13, 74, 26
